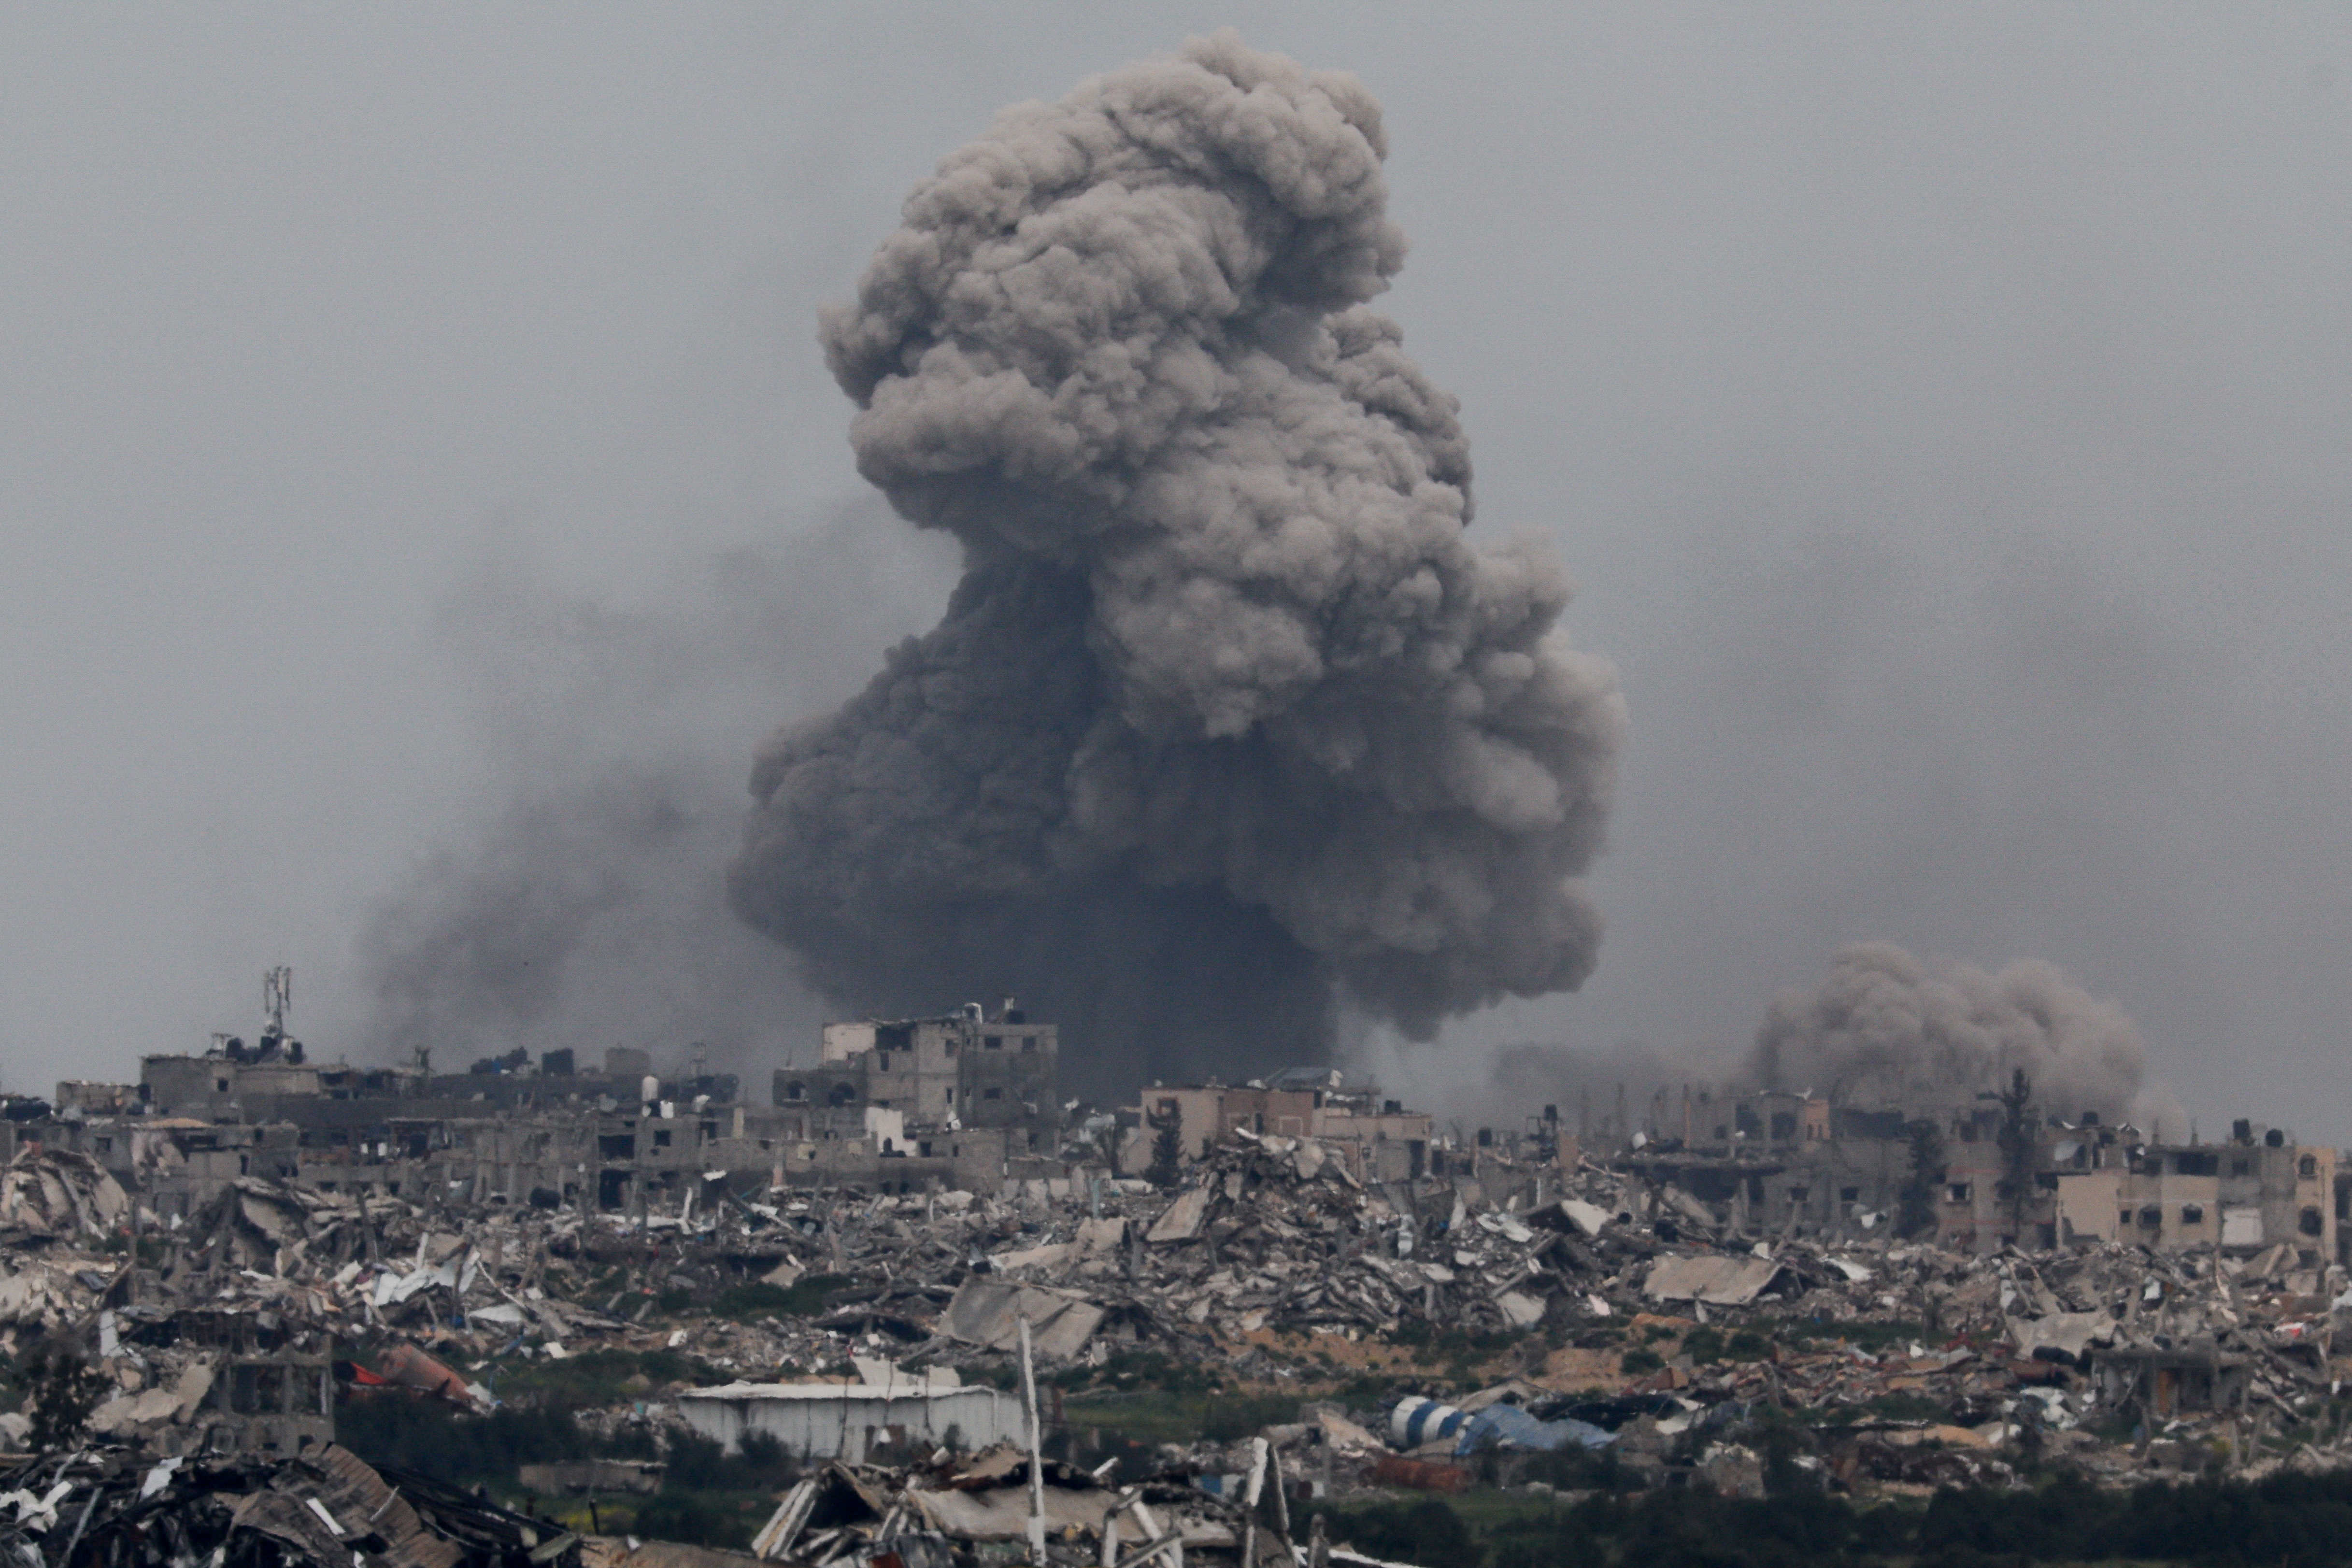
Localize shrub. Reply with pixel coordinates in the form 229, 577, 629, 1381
711, 1274, 851, 1320
1306, 1499, 1473, 1566
630, 1492, 734, 1548
336, 1391, 590, 1486
22, 1355, 108, 1452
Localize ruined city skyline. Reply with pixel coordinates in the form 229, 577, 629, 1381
7, 11, 2352, 1138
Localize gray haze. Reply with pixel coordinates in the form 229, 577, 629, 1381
357, 508, 955, 1074
5, 8, 2352, 1137
1752, 942, 2179, 1133
729, 35, 1623, 1096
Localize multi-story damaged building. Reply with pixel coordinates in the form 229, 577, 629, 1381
1132, 1069, 1437, 1184
775, 1003, 1059, 1140
1579, 1079, 2350, 1266
2052, 1121, 2337, 1258
19, 969, 2352, 1279
9, 976, 1070, 1222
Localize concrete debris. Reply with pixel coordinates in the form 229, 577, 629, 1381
0, 1440, 580, 1568
939, 1279, 1106, 1361
0, 1148, 128, 1242
741, 1440, 1302, 1566
20, 995, 2352, 1563
1644, 1254, 1788, 1307
8, 1111, 2346, 1492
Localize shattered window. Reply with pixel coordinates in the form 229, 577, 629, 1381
2301, 1207, 2324, 1236
2301, 1155, 2319, 1179
984, 1088, 1003, 1101
1947, 1183, 1970, 1203
984, 1036, 1002, 1050
2181, 1204, 2204, 1224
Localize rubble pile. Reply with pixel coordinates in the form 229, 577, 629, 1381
969, 1131, 1667, 1346
743, 1439, 1301, 1567
0, 1441, 578, 1568
0, 1150, 128, 1244
1616, 1233, 2346, 1475
15, 1116, 2352, 1566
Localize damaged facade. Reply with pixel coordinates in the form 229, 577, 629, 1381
1131, 1069, 1439, 1185
15, 991, 1066, 1222
1549, 1080, 2346, 1266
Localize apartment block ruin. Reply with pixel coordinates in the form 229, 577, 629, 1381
4, 979, 1069, 1226
1132, 1068, 1439, 1184
1574, 1081, 2346, 1268
10, 970, 2345, 1283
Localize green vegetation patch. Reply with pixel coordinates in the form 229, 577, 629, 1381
1307, 1463, 2352, 1567
710, 1273, 852, 1320
480, 1346, 722, 1411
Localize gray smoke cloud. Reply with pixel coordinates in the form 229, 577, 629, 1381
1752, 942, 2182, 1131
728, 33, 1625, 1098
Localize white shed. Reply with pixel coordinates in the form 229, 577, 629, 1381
673, 1379, 1026, 1463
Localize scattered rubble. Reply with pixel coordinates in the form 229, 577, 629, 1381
745, 1439, 1300, 1566
10, 1088, 2352, 1568
0, 1441, 579, 1568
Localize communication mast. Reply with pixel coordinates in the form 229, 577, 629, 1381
263, 966, 293, 1036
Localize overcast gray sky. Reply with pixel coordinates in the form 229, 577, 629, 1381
5, 6, 2349, 1135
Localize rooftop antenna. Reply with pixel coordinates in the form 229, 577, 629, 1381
263, 967, 292, 1035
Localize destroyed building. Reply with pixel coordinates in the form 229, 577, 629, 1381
772, 1002, 1060, 1149
9, 976, 1068, 1222
1135, 1069, 1438, 1183
1559, 1078, 2350, 1265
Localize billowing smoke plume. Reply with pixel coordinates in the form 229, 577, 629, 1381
1752, 942, 2181, 1130
729, 34, 1624, 1097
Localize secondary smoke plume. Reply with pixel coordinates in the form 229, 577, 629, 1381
729, 33, 1625, 1096
1752, 943, 2180, 1130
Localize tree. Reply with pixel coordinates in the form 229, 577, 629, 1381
1145, 1111, 1185, 1188
24, 1354, 108, 1453
1995, 1068, 2036, 1242
1896, 1119, 1945, 1240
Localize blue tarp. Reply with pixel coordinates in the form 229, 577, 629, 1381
1454, 1403, 1615, 1454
